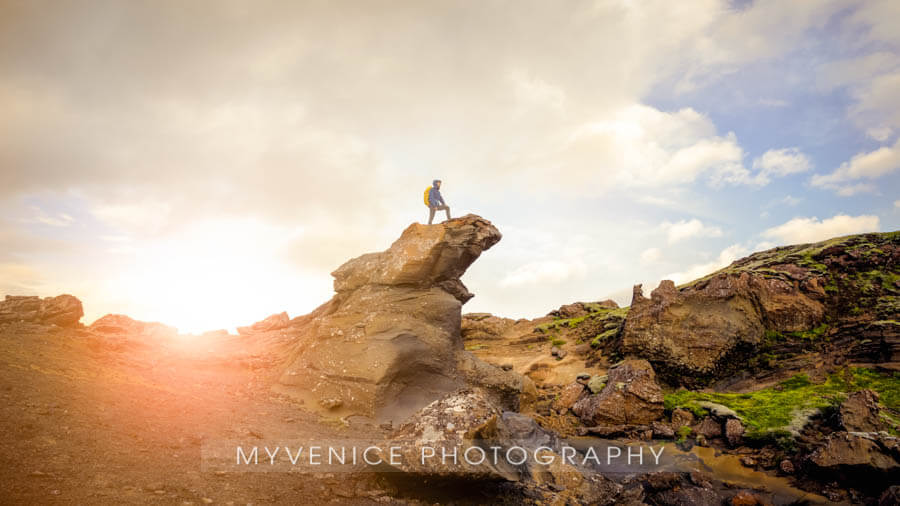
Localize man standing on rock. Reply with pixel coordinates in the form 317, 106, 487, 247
427, 179, 451, 224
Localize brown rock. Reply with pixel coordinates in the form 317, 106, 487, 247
725, 418, 744, 446
778, 459, 794, 474
839, 389, 885, 432
810, 432, 900, 473
0, 294, 83, 327
621, 275, 824, 385
692, 417, 722, 439
461, 313, 516, 341
277, 215, 529, 423
237, 311, 290, 335
731, 490, 764, 506
671, 408, 695, 428
651, 421, 675, 439
572, 359, 664, 425
552, 382, 587, 413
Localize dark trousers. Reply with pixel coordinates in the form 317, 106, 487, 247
428, 205, 450, 224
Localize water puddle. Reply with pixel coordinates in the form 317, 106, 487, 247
566, 438, 834, 505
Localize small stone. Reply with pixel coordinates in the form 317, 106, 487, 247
318, 398, 342, 410
740, 456, 756, 467
731, 490, 763, 506
201, 498, 214, 504
500, 363, 513, 371
779, 459, 794, 474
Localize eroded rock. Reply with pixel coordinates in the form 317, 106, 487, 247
0, 294, 83, 327
277, 215, 528, 423
572, 359, 664, 426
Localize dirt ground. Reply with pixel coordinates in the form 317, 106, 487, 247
0, 324, 397, 505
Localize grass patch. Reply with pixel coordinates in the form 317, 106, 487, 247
550, 338, 566, 346
676, 425, 692, 443
664, 367, 900, 439
590, 328, 618, 348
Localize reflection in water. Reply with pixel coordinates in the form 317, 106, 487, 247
566, 438, 833, 505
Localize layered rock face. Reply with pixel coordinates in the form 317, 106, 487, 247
278, 215, 530, 423
0, 294, 83, 327
572, 359, 664, 426
622, 232, 899, 385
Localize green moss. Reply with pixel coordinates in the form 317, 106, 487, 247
676, 425, 692, 443
550, 338, 567, 346
590, 328, 618, 348
663, 368, 900, 439
465, 344, 487, 351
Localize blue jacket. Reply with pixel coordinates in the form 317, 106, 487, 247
428, 180, 445, 207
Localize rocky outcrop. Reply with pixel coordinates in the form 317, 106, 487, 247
237, 311, 290, 336
549, 300, 619, 319
809, 432, 900, 486
277, 215, 530, 423
621, 232, 899, 385
383, 389, 628, 504
0, 294, 83, 327
89, 314, 177, 339
572, 359, 664, 426
839, 389, 886, 432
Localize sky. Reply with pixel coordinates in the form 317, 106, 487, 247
1, 0, 899, 333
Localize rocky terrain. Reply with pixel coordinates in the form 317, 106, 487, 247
1, 217, 898, 505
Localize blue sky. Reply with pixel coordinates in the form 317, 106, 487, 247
1, 0, 898, 332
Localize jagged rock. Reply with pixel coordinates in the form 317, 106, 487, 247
89, 314, 177, 339
692, 417, 722, 439
572, 359, 664, 426
277, 215, 529, 423
552, 382, 587, 413
725, 418, 744, 446
839, 389, 885, 432
621, 276, 824, 385
0, 294, 83, 327
671, 408, 695, 428
651, 421, 675, 439
549, 300, 618, 319
622, 232, 900, 385
382, 387, 628, 505
461, 313, 516, 341
237, 311, 290, 335
810, 432, 900, 476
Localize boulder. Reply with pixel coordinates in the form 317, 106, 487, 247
692, 417, 723, 439
839, 389, 885, 433
237, 311, 290, 335
0, 294, 83, 327
724, 419, 744, 446
277, 215, 529, 423
572, 359, 664, 426
810, 432, 900, 476
671, 408, 695, 428
621, 276, 824, 385
552, 382, 587, 413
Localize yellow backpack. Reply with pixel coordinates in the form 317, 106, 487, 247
423, 187, 432, 206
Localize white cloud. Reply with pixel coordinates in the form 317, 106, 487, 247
751, 147, 812, 185
762, 214, 881, 245
499, 259, 586, 287
663, 244, 748, 285
660, 218, 723, 244
640, 247, 662, 264
754, 241, 776, 251
811, 138, 900, 194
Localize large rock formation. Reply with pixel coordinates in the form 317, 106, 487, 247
572, 359, 664, 426
0, 294, 83, 327
89, 314, 177, 339
277, 215, 531, 423
621, 232, 899, 385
